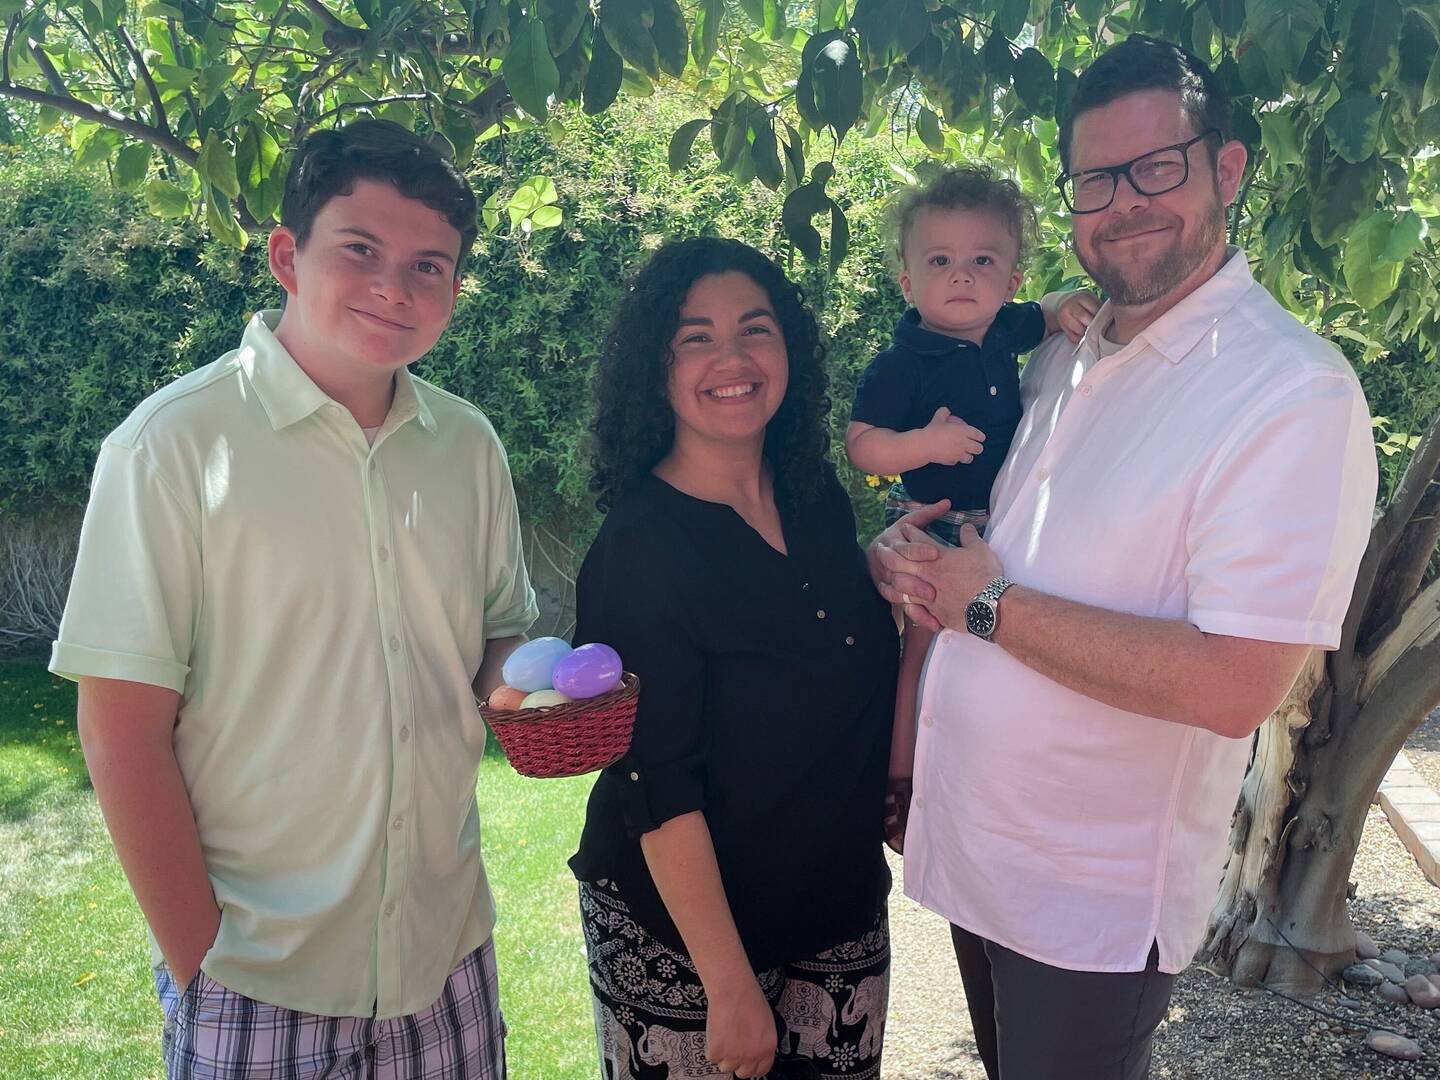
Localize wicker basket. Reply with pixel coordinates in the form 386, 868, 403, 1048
481, 673, 639, 778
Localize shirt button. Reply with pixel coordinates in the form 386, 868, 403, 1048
389, 635, 400, 652
845, 635, 855, 646
384, 901, 397, 917
989, 386, 998, 396
1080, 384, 1093, 396
940, 630, 954, 645
392, 816, 404, 830
922, 714, 935, 728
802, 582, 810, 591
399, 726, 410, 743
1037, 468, 1050, 482
629, 771, 640, 781
816, 610, 826, 620
915, 795, 925, 809
369, 459, 378, 472
378, 545, 390, 562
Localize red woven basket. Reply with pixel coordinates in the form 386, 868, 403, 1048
480, 673, 639, 778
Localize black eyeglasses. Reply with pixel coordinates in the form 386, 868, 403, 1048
1056, 129, 1220, 214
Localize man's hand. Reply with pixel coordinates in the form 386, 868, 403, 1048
867, 501, 949, 625
705, 974, 778, 1078
875, 523, 1003, 632
923, 407, 986, 466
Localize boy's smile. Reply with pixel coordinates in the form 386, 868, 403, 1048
269, 179, 464, 421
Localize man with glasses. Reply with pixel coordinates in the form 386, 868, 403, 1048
869, 35, 1377, 1079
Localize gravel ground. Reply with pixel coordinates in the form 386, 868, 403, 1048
1406, 707, 1440, 793
883, 803, 1440, 1078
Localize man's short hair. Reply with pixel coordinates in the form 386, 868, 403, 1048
280, 119, 478, 273
1058, 35, 1233, 172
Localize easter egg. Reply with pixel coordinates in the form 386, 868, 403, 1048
486, 685, 528, 711
551, 643, 623, 700
520, 689, 572, 709
501, 636, 573, 693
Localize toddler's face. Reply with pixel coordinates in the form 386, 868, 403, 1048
900, 207, 1022, 342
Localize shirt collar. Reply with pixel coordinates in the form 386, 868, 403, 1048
238, 310, 437, 434
1083, 246, 1253, 365
892, 307, 984, 357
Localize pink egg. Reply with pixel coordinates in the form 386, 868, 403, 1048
487, 686, 528, 711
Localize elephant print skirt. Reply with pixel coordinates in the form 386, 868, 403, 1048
579, 880, 889, 1079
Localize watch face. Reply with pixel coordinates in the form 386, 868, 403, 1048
966, 600, 996, 637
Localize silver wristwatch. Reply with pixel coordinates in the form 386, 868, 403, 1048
965, 576, 1014, 641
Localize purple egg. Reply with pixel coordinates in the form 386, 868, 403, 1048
550, 643, 623, 700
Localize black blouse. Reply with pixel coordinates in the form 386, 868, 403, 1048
569, 469, 899, 970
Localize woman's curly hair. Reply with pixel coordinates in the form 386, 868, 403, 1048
590, 236, 832, 514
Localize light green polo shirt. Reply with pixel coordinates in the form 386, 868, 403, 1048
51, 311, 538, 1019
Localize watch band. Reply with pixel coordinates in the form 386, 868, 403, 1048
978, 576, 1014, 605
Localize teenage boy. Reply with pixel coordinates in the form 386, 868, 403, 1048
51, 119, 536, 1077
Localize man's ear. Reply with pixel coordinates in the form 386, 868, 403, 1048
451, 273, 463, 302
269, 227, 300, 298
1217, 140, 1249, 206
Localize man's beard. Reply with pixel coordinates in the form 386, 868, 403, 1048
1076, 188, 1226, 307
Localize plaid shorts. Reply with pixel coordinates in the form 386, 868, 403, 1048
154, 940, 505, 1079
882, 481, 989, 547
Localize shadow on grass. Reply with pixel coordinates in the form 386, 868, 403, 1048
0, 660, 92, 821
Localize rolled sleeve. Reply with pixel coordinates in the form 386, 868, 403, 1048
479, 439, 539, 640
997, 300, 1046, 353
50, 440, 201, 692
575, 525, 707, 836
1185, 374, 1377, 649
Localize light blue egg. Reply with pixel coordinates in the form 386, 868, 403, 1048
501, 636, 573, 693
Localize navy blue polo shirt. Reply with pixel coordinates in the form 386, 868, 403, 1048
850, 302, 1045, 508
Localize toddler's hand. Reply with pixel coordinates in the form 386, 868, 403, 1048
1057, 289, 1101, 343
924, 407, 985, 466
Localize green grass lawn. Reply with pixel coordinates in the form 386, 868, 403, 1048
0, 659, 596, 1079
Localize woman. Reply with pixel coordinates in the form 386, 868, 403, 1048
569, 237, 899, 1080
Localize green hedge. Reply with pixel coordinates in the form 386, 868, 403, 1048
2, 97, 1432, 549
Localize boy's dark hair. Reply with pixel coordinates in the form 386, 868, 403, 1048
1059, 34, 1233, 172
281, 119, 478, 274
889, 164, 1037, 269
589, 236, 832, 515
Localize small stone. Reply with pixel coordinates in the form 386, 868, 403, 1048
1356, 931, 1381, 960
1405, 956, 1439, 978
1366, 1029, 1423, 1061
1380, 981, 1412, 1004
1339, 997, 1364, 1010
1344, 963, 1385, 988
1381, 948, 1411, 966
1366, 959, 1407, 983
1406, 974, 1440, 1008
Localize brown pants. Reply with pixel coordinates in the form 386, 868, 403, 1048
952, 926, 1176, 1080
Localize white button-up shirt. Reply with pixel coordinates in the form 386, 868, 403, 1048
51, 311, 538, 1017
905, 250, 1377, 974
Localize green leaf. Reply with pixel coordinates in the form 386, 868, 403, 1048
810, 34, 862, 137
504, 18, 561, 121
1382, 211, 1425, 262
1324, 93, 1381, 164
1237, 42, 1283, 101
540, 0, 589, 54
75, 127, 121, 168
751, 118, 784, 191
114, 143, 152, 191
1016, 136, 1046, 188
829, 201, 849, 275
1074, 0, 1106, 24
1423, 43, 1440, 112
668, 118, 710, 171
600, 0, 660, 78
691, 0, 722, 70
196, 131, 240, 200
204, 187, 248, 248
1396, 15, 1439, 111
140, 2, 185, 16
990, 0, 1027, 39
781, 181, 827, 262
1338, 0, 1401, 94
145, 178, 190, 218
916, 106, 943, 152
1054, 65, 1078, 127
195, 63, 241, 108
650, 0, 689, 77
583, 29, 624, 114
982, 31, 1012, 81
237, 123, 284, 223
817, 0, 846, 32
1260, 111, 1303, 167
1343, 212, 1403, 309
1209, 0, 1246, 35
1012, 47, 1054, 117
1310, 153, 1381, 247
1243, 0, 1321, 73
530, 204, 564, 230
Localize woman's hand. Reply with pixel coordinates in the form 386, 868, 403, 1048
705, 973, 778, 1078
866, 502, 948, 628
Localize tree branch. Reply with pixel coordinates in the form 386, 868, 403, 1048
463, 78, 512, 132
1359, 574, 1440, 704
1354, 633, 1440, 773
1359, 404, 1440, 643
244, 0, 292, 94
305, 91, 433, 127
167, 18, 204, 140
3, 17, 17, 87
301, 0, 348, 32
117, 25, 169, 138
0, 81, 198, 167
30, 42, 68, 97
